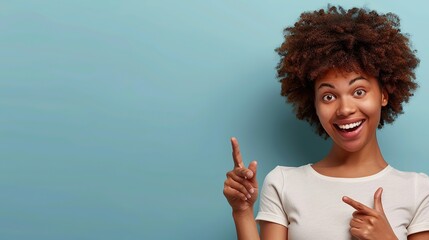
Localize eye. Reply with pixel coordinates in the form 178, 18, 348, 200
322, 94, 336, 102
354, 89, 366, 97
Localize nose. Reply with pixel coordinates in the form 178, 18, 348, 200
336, 97, 356, 117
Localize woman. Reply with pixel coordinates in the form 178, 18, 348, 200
223, 6, 429, 240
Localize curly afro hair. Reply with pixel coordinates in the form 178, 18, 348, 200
277, 6, 419, 137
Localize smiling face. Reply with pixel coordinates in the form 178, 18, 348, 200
314, 69, 388, 153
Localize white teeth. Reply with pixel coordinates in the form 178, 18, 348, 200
338, 121, 362, 130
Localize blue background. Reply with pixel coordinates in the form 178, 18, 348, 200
0, 1, 428, 239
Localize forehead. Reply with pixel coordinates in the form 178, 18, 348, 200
314, 68, 382, 91
317, 69, 366, 82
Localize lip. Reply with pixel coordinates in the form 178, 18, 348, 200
334, 118, 366, 126
333, 119, 366, 139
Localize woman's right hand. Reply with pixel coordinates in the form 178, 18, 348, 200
223, 137, 258, 213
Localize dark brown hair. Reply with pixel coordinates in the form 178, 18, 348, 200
277, 6, 419, 137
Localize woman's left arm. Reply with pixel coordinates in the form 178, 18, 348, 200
408, 231, 429, 240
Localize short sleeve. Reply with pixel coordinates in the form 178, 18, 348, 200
255, 166, 288, 227
408, 173, 429, 235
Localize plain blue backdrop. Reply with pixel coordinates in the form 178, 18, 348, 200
0, 1, 428, 239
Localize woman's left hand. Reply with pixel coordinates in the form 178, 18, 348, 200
343, 187, 398, 240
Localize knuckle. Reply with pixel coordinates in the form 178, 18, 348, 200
349, 228, 359, 237
224, 180, 233, 188
223, 187, 230, 196
237, 192, 244, 199
362, 230, 370, 239
228, 171, 238, 180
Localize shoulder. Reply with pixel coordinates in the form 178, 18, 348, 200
265, 164, 309, 178
388, 168, 429, 199
394, 169, 429, 235
263, 164, 310, 185
258, 165, 310, 206
389, 167, 429, 184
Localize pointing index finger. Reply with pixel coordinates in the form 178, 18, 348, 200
231, 137, 244, 168
342, 196, 373, 215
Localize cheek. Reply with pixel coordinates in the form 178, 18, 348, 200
315, 102, 334, 128
360, 98, 383, 119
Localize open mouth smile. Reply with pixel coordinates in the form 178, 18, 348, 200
335, 120, 365, 132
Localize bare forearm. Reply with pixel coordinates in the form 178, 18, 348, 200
233, 209, 260, 240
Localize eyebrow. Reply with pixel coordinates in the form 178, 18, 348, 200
317, 76, 368, 90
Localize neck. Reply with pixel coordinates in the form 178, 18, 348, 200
328, 143, 386, 167
314, 135, 388, 177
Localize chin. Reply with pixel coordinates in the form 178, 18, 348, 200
331, 136, 369, 153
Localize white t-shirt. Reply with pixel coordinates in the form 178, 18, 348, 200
255, 164, 429, 240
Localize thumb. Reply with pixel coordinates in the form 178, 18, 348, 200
373, 187, 385, 213
247, 161, 258, 186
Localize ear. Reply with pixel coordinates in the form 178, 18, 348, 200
381, 88, 388, 107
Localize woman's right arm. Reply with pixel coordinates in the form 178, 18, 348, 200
223, 137, 259, 240
260, 221, 288, 240
232, 209, 259, 240
224, 138, 288, 240
232, 210, 288, 240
